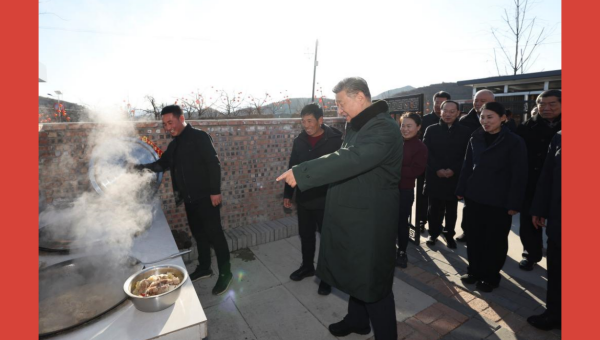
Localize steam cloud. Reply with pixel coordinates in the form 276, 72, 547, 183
39, 110, 162, 258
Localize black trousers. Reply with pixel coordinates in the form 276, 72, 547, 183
519, 207, 544, 262
185, 197, 231, 274
416, 174, 428, 226
297, 205, 324, 267
464, 198, 512, 285
427, 196, 458, 239
343, 291, 397, 340
397, 189, 414, 252
546, 238, 561, 319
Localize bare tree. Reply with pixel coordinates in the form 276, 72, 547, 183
491, 0, 551, 75
216, 90, 246, 117
179, 91, 219, 119
247, 93, 272, 115
144, 95, 164, 120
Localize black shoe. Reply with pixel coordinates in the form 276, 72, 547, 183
212, 272, 233, 295
290, 265, 315, 281
190, 268, 214, 282
460, 274, 477, 284
426, 236, 437, 246
443, 234, 457, 249
318, 281, 331, 295
396, 251, 408, 268
328, 320, 371, 337
519, 258, 536, 271
456, 233, 467, 243
527, 311, 561, 331
476, 280, 497, 292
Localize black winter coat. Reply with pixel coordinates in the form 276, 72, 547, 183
459, 108, 481, 135
423, 120, 471, 201
530, 131, 561, 245
141, 124, 221, 206
284, 124, 343, 209
456, 126, 528, 211
516, 114, 561, 206
420, 111, 440, 140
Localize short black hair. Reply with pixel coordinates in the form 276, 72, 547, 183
161, 105, 183, 118
300, 104, 324, 119
505, 109, 513, 118
401, 112, 422, 126
332, 77, 371, 100
441, 100, 459, 110
536, 90, 561, 104
481, 102, 506, 117
433, 91, 451, 101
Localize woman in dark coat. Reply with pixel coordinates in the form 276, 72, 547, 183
456, 102, 528, 292
396, 113, 428, 268
422, 101, 471, 249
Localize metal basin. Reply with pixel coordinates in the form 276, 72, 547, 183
123, 264, 188, 313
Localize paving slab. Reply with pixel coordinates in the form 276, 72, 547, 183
449, 318, 497, 340
250, 239, 303, 284
193, 250, 281, 308
203, 297, 257, 340
485, 327, 519, 340
235, 285, 337, 340
392, 274, 438, 322
285, 235, 302, 253
284, 278, 374, 340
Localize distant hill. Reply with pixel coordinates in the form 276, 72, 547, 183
261, 97, 337, 117
372, 86, 415, 100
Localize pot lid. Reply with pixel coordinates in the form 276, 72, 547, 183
88, 137, 163, 197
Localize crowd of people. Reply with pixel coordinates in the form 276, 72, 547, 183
277, 78, 562, 338
134, 76, 561, 340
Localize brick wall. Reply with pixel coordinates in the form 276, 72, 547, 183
39, 118, 346, 235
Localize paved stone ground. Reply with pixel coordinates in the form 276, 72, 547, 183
189, 205, 560, 340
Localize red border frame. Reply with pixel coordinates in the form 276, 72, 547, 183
5, 1, 588, 338
2, 1, 38, 338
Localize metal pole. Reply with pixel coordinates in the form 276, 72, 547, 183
311, 39, 318, 103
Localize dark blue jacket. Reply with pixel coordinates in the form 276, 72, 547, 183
516, 113, 561, 206
456, 126, 528, 211
530, 131, 561, 245
423, 120, 471, 201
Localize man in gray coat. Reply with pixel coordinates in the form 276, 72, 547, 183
277, 77, 403, 340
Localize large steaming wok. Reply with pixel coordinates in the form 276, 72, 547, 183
39, 250, 190, 337
38, 204, 156, 253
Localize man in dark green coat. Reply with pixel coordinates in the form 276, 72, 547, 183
277, 77, 403, 340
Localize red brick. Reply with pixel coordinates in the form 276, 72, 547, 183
467, 297, 491, 312
435, 302, 469, 323
414, 305, 444, 324
426, 277, 458, 297
479, 303, 511, 322
429, 315, 462, 336
415, 271, 437, 284
404, 318, 441, 340
496, 312, 528, 333
397, 321, 415, 339
452, 289, 477, 303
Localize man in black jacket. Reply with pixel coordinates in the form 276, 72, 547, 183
516, 90, 561, 271
455, 89, 495, 243
459, 89, 495, 134
136, 105, 232, 296
528, 131, 561, 331
284, 104, 343, 295
423, 100, 471, 249
417, 91, 451, 232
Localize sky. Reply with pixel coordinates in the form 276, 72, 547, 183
38, 0, 561, 113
